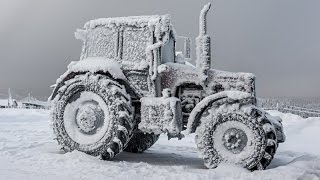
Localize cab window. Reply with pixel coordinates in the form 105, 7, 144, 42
161, 34, 175, 64
86, 27, 117, 58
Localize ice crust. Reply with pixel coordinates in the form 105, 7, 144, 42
139, 95, 182, 136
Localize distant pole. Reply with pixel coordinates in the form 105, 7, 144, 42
8, 88, 12, 108
276, 103, 279, 111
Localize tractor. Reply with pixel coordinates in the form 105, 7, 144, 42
50, 3, 285, 170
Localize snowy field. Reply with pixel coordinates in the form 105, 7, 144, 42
0, 109, 319, 180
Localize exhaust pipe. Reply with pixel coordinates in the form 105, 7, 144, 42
196, 3, 211, 85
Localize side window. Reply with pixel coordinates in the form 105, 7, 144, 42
161, 35, 175, 63
86, 27, 117, 58
122, 28, 150, 69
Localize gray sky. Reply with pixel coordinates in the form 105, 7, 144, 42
0, 0, 319, 100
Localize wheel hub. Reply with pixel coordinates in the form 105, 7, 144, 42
223, 128, 248, 154
76, 104, 102, 133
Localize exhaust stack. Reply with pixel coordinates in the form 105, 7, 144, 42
196, 3, 211, 85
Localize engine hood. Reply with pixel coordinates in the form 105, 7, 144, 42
159, 62, 256, 97
206, 69, 256, 97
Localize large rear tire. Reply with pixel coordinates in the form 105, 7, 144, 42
51, 73, 134, 159
195, 98, 278, 170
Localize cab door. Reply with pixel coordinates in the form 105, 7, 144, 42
120, 26, 154, 97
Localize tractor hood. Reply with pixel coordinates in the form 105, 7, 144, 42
206, 69, 256, 97
159, 62, 256, 97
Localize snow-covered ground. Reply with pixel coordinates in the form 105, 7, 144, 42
0, 109, 319, 180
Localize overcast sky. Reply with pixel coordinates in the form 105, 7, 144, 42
0, 0, 319, 100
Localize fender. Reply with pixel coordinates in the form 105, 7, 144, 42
49, 57, 126, 101
185, 91, 254, 134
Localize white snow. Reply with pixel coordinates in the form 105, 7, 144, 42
0, 108, 319, 179
157, 64, 170, 73
67, 57, 126, 80
0, 99, 9, 107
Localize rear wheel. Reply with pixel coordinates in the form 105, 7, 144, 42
51, 73, 134, 159
124, 130, 160, 153
195, 99, 278, 170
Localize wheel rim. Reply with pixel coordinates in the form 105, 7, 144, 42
76, 103, 103, 134
63, 91, 110, 145
212, 120, 255, 164
222, 128, 248, 154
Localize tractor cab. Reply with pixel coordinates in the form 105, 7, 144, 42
75, 15, 177, 97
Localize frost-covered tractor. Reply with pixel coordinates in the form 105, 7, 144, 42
50, 3, 285, 170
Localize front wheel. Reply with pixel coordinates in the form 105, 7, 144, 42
51, 73, 134, 159
195, 101, 278, 170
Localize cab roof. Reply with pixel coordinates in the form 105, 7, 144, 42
84, 15, 172, 30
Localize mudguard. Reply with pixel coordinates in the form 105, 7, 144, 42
186, 91, 254, 134
265, 113, 286, 143
49, 57, 126, 101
